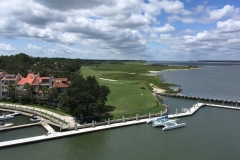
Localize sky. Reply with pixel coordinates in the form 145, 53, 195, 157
0, 0, 240, 60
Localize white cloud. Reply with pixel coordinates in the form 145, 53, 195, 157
57, 44, 90, 55
0, 43, 15, 52
168, 15, 196, 23
217, 19, 240, 33
204, 5, 234, 22
0, 0, 239, 60
159, 0, 190, 15
152, 24, 175, 33
26, 44, 41, 50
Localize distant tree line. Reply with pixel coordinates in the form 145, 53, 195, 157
0, 53, 146, 78
1, 53, 135, 120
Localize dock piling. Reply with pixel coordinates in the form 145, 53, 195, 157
176, 109, 178, 115
160, 111, 162, 116
74, 123, 77, 131
108, 118, 110, 125
122, 116, 125, 123
149, 112, 151, 118
60, 124, 62, 132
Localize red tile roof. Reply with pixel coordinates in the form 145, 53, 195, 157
32, 77, 42, 86
17, 73, 37, 85
52, 78, 70, 88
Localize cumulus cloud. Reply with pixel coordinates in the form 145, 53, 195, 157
168, 4, 237, 24
0, 43, 15, 52
204, 5, 234, 22
57, 44, 91, 54
152, 24, 175, 33
26, 44, 41, 50
0, 0, 239, 60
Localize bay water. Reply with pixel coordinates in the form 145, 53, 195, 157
0, 62, 240, 160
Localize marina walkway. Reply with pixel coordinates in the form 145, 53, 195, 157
0, 119, 147, 148
42, 122, 55, 133
1, 102, 240, 148
168, 103, 240, 118
0, 103, 75, 126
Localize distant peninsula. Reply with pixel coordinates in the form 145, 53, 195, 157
198, 60, 240, 63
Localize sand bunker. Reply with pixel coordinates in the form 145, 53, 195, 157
99, 78, 118, 81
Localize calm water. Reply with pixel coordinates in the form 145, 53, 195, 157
158, 65, 240, 101
0, 62, 240, 160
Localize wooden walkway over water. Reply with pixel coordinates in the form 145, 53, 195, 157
1, 102, 240, 148
159, 93, 240, 105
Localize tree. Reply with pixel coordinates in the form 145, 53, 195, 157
61, 75, 115, 119
48, 87, 58, 100
41, 86, 48, 98
6, 83, 16, 98
23, 83, 34, 99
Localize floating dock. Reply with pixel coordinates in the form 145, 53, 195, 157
0, 123, 39, 131
168, 103, 240, 118
0, 119, 147, 148
1, 102, 240, 148
41, 122, 55, 133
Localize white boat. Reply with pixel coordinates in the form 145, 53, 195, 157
152, 118, 177, 127
0, 121, 13, 128
30, 114, 41, 122
146, 115, 168, 123
162, 122, 186, 131
0, 113, 14, 120
11, 111, 22, 116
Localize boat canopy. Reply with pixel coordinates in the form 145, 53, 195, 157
31, 114, 37, 118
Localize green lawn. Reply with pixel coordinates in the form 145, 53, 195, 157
81, 66, 162, 116
80, 62, 196, 117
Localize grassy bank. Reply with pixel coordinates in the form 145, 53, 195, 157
80, 62, 195, 117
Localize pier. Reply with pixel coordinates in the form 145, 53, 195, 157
1, 102, 240, 148
158, 93, 240, 105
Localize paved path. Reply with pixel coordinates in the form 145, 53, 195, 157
0, 103, 75, 126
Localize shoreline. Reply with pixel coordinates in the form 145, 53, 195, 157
149, 83, 165, 94
149, 68, 199, 73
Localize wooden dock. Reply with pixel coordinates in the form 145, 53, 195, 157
159, 93, 240, 105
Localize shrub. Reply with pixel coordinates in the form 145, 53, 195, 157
20, 96, 30, 105
140, 86, 146, 90
6, 97, 12, 102
0, 97, 6, 102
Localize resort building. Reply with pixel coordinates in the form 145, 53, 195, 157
0, 72, 70, 99
0, 73, 22, 97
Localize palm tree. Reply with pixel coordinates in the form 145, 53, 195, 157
23, 83, 34, 98
6, 83, 16, 98
41, 86, 48, 98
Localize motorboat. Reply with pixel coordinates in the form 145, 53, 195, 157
152, 118, 177, 127
12, 111, 22, 115
162, 122, 186, 131
0, 113, 14, 120
0, 121, 13, 128
146, 115, 168, 123
30, 114, 41, 122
